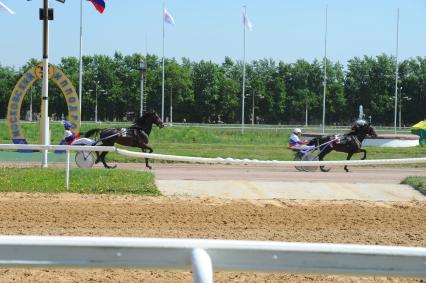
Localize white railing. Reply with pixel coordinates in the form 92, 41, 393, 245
1, 144, 426, 190
116, 148, 426, 166
1, 148, 426, 282
0, 144, 115, 191
0, 236, 425, 282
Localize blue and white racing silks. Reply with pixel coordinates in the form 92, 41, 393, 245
288, 133, 303, 147
288, 133, 315, 151
64, 129, 75, 145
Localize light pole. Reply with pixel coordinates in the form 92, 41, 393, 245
399, 90, 411, 129
37, 0, 65, 167
394, 8, 400, 134
88, 81, 101, 123
251, 92, 255, 126
170, 86, 173, 126
251, 92, 263, 125
29, 88, 33, 122
305, 99, 308, 127
95, 82, 99, 123
322, 4, 328, 133
139, 60, 146, 117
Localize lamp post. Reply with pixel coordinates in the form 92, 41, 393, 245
170, 86, 173, 126
394, 8, 400, 134
305, 99, 308, 127
251, 92, 263, 125
322, 4, 328, 134
88, 81, 102, 123
29, 88, 33, 122
95, 81, 99, 123
399, 90, 411, 129
37, 0, 66, 168
251, 91, 255, 126
139, 60, 146, 116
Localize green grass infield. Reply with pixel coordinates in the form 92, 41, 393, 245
402, 176, 426, 195
0, 167, 160, 195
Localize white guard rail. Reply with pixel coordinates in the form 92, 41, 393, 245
1, 144, 425, 191
0, 144, 115, 191
0, 236, 425, 283
116, 149, 426, 167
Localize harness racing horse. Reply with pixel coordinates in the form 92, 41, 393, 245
84, 111, 164, 169
308, 120, 378, 172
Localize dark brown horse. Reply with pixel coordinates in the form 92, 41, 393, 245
85, 111, 164, 169
308, 120, 378, 172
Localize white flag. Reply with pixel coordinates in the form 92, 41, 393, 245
164, 8, 175, 25
0, 1, 15, 15
244, 14, 253, 31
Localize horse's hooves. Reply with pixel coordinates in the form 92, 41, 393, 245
320, 167, 331, 172
146, 165, 152, 170
106, 165, 117, 169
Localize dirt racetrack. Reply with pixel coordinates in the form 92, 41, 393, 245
0, 192, 425, 282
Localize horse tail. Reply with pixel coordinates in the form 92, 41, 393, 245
85, 128, 101, 138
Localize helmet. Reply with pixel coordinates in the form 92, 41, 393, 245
63, 121, 72, 129
293, 128, 302, 134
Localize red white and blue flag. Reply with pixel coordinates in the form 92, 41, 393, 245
87, 0, 105, 14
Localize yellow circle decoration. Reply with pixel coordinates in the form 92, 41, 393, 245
7, 63, 80, 145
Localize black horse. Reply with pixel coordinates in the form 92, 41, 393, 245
85, 111, 164, 169
308, 120, 378, 172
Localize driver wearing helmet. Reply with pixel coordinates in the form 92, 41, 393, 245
63, 121, 76, 145
288, 128, 315, 151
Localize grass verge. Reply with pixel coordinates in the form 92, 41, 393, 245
0, 167, 160, 195
402, 176, 426, 195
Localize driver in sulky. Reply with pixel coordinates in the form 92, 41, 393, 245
63, 121, 77, 145
288, 128, 315, 151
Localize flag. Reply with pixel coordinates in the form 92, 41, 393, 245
87, 0, 105, 14
164, 8, 175, 25
244, 14, 253, 31
0, 1, 14, 15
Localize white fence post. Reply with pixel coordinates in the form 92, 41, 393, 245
192, 248, 213, 283
65, 150, 70, 191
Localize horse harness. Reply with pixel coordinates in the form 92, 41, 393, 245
124, 127, 149, 146
332, 134, 361, 149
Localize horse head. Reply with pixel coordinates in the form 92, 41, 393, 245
151, 111, 164, 128
366, 123, 378, 138
134, 111, 164, 129
352, 120, 377, 138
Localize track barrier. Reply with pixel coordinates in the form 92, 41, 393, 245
0, 144, 425, 191
0, 236, 425, 282
1, 146, 426, 281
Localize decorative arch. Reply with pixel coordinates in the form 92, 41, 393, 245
7, 63, 80, 144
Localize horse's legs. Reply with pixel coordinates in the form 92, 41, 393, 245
99, 151, 117, 169
319, 148, 332, 172
319, 155, 331, 172
94, 151, 100, 164
140, 144, 154, 170
344, 152, 354, 172
360, 149, 367, 160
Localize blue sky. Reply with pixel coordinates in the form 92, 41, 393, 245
0, 0, 425, 69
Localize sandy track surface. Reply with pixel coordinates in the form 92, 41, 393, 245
0, 193, 425, 282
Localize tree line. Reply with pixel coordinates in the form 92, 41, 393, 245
0, 53, 425, 126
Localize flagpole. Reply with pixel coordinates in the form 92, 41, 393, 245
241, 5, 247, 134
161, 2, 165, 121
322, 4, 328, 134
394, 8, 399, 135
78, 0, 83, 124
